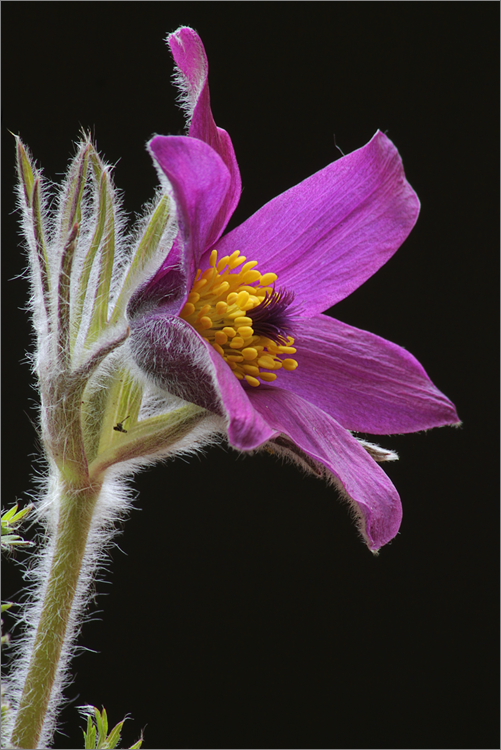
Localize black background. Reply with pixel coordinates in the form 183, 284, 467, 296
2, 3, 499, 749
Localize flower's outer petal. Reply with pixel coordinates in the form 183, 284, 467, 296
250, 388, 402, 551
215, 131, 419, 316
129, 313, 223, 412
149, 135, 231, 277
128, 235, 186, 320
168, 26, 242, 241
276, 315, 460, 434
129, 313, 275, 448
206, 346, 277, 448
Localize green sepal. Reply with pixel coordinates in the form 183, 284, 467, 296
45, 326, 130, 486
72, 161, 109, 351
54, 142, 90, 355
57, 221, 80, 368
84, 149, 117, 345
89, 402, 207, 481
15, 138, 51, 312
85, 367, 143, 464
109, 192, 171, 328
59, 141, 91, 243
15, 136, 36, 208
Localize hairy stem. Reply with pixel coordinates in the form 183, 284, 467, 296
9, 480, 102, 749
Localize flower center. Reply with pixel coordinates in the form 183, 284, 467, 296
180, 249, 298, 387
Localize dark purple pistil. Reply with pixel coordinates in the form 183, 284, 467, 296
247, 288, 296, 344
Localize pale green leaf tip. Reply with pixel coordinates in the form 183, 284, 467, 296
81, 706, 143, 750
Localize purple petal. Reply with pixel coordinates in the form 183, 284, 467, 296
275, 315, 460, 434
250, 387, 403, 551
129, 312, 275, 448
149, 136, 232, 277
168, 27, 242, 239
128, 235, 186, 320
129, 313, 223, 413
206, 346, 277, 448
214, 131, 419, 315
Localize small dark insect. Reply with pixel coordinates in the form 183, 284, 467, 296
113, 416, 130, 434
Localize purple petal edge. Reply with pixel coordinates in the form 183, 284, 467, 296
149, 135, 231, 276
214, 131, 419, 316
167, 26, 242, 241
276, 314, 460, 434
249, 387, 403, 551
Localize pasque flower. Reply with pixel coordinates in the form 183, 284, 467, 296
6, 25, 460, 750
128, 27, 460, 551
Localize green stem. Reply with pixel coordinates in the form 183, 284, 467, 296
10, 481, 102, 750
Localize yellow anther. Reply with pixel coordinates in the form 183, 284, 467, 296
234, 316, 253, 326
242, 365, 260, 375
260, 273, 278, 285
193, 278, 208, 292
245, 375, 260, 387
215, 331, 228, 345
238, 295, 256, 307
182, 302, 196, 316
229, 255, 247, 269
212, 282, 230, 296
230, 337, 244, 349
260, 372, 278, 382
217, 255, 231, 271
201, 267, 216, 281
236, 291, 250, 308
258, 356, 276, 369
180, 248, 297, 389
241, 261, 259, 273
237, 326, 254, 339
240, 270, 261, 284
242, 347, 258, 361
198, 304, 211, 317
199, 316, 213, 330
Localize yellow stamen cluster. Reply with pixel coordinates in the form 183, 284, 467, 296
180, 250, 298, 387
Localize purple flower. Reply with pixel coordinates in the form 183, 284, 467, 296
128, 27, 459, 551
